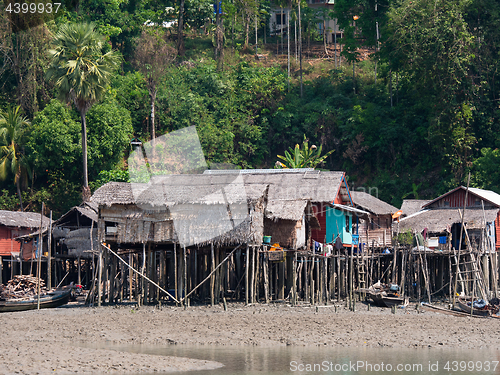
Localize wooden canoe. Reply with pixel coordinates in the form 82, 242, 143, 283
0, 289, 71, 313
456, 298, 494, 317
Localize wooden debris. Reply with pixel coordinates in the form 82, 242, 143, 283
0, 275, 47, 300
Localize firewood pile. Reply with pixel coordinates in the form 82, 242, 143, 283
0, 275, 47, 300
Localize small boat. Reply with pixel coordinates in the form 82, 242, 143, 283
456, 297, 499, 317
0, 289, 72, 313
357, 281, 406, 308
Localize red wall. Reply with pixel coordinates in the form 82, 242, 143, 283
310, 204, 326, 243
0, 226, 30, 256
428, 189, 481, 208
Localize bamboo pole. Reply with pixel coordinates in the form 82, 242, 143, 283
98, 239, 103, 307
37, 202, 44, 310
211, 242, 215, 306
47, 211, 52, 290
245, 243, 249, 305
174, 242, 178, 305
181, 243, 243, 302
183, 245, 187, 306
249, 245, 254, 303
263, 250, 269, 303
101, 243, 179, 303
453, 173, 470, 307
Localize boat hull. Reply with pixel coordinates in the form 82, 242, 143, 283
456, 298, 493, 317
0, 289, 71, 313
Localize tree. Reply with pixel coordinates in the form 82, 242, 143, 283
276, 135, 334, 168
0, 106, 31, 211
46, 22, 121, 200
133, 28, 177, 140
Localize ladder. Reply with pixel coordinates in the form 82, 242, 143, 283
452, 248, 488, 300
356, 252, 366, 296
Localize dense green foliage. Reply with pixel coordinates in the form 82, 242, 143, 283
0, 0, 500, 215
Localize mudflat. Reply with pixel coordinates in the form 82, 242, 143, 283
1, 301, 499, 374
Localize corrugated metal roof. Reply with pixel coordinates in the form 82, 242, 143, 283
468, 187, 500, 207
423, 186, 500, 209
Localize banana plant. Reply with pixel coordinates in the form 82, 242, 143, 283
276, 135, 334, 169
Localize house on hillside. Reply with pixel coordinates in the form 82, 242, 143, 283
398, 187, 500, 252
350, 191, 398, 249
0, 211, 51, 283
269, 0, 342, 43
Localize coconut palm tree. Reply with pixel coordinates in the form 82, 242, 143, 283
0, 106, 31, 211
46, 22, 121, 200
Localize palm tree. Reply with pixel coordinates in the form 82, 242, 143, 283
46, 22, 121, 200
0, 106, 31, 211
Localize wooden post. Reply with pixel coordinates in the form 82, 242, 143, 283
183, 245, 187, 306
304, 256, 309, 302
249, 245, 254, 303
174, 243, 178, 305
263, 250, 269, 303
159, 250, 165, 301
310, 255, 315, 304
109, 253, 117, 303
292, 251, 297, 306
142, 243, 146, 305
47, 211, 52, 290
211, 242, 215, 306
245, 243, 249, 305
349, 249, 353, 309
254, 246, 259, 303
37, 202, 44, 310
0, 256, 2, 285
98, 242, 103, 307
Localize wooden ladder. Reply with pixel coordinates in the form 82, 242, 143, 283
453, 249, 488, 300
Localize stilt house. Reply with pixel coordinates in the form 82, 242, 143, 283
0, 211, 51, 283
350, 191, 398, 249
398, 186, 500, 252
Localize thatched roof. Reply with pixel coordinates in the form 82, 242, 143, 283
351, 191, 398, 216
0, 210, 51, 229
398, 208, 499, 233
91, 170, 347, 222
56, 202, 98, 227
400, 200, 430, 217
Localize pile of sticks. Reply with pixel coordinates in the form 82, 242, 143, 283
0, 275, 47, 300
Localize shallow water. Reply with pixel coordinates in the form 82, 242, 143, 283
91, 343, 500, 374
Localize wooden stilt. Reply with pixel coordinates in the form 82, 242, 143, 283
183, 245, 187, 306
47, 211, 52, 290
174, 243, 178, 305
263, 250, 269, 303
304, 256, 309, 302
98, 243, 103, 307
142, 243, 146, 305
211, 243, 215, 306
245, 243, 249, 305
249, 245, 254, 303
109, 254, 116, 303
310, 255, 315, 304
292, 251, 297, 305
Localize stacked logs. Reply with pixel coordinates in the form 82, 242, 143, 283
0, 275, 47, 300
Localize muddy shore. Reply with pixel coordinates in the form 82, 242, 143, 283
1, 301, 499, 374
